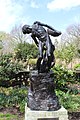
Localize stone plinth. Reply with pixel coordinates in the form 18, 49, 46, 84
25, 103, 68, 120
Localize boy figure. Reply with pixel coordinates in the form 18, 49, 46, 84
22, 21, 61, 73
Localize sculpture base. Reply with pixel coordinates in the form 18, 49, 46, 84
28, 70, 60, 111
25, 103, 68, 120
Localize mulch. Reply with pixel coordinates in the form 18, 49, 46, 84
68, 112, 80, 120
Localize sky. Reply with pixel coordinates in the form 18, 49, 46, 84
0, 0, 80, 33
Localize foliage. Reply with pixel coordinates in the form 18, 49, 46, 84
52, 65, 74, 91
28, 58, 37, 65
28, 58, 37, 69
0, 31, 15, 54
53, 65, 80, 111
0, 40, 2, 50
61, 24, 80, 58
55, 43, 75, 65
62, 44, 75, 64
0, 54, 24, 82
56, 90, 80, 111
73, 63, 80, 82
0, 63, 80, 113
14, 42, 38, 60
0, 32, 6, 53
0, 87, 28, 113
0, 113, 18, 120
74, 63, 80, 70
55, 23, 80, 68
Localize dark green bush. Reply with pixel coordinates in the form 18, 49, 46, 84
0, 87, 28, 113
0, 54, 24, 82
15, 42, 38, 60
52, 65, 74, 91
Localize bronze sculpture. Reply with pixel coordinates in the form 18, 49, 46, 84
22, 21, 62, 111
22, 21, 61, 73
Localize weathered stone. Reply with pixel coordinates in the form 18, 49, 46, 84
25, 104, 69, 120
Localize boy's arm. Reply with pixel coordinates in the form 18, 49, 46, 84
31, 34, 39, 47
34, 21, 62, 35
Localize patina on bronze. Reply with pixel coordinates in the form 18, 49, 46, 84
22, 21, 61, 111
22, 21, 61, 73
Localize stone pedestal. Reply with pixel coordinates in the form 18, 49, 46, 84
25, 103, 68, 120
25, 70, 68, 119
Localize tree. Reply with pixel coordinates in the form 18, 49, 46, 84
61, 23, 80, 58
0, 32, 6, 53
0, 40, 2, 50
61, 44, 75, 64
10, 25, 33, 44
0, 31, 15, 54
54, 23, 80, 67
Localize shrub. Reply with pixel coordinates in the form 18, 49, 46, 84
0, 54, 24, 81
74, 63, 80, 70
15, 42, 38, 60
52, 65, 74, 92
0, 87, 28, 113
56, 90, 80, 111
73, 63, 80, 81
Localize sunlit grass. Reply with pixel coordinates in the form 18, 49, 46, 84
0, 113, 24, 120
0, 113, 17, 120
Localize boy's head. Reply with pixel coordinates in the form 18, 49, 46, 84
22, 25, 32, 34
